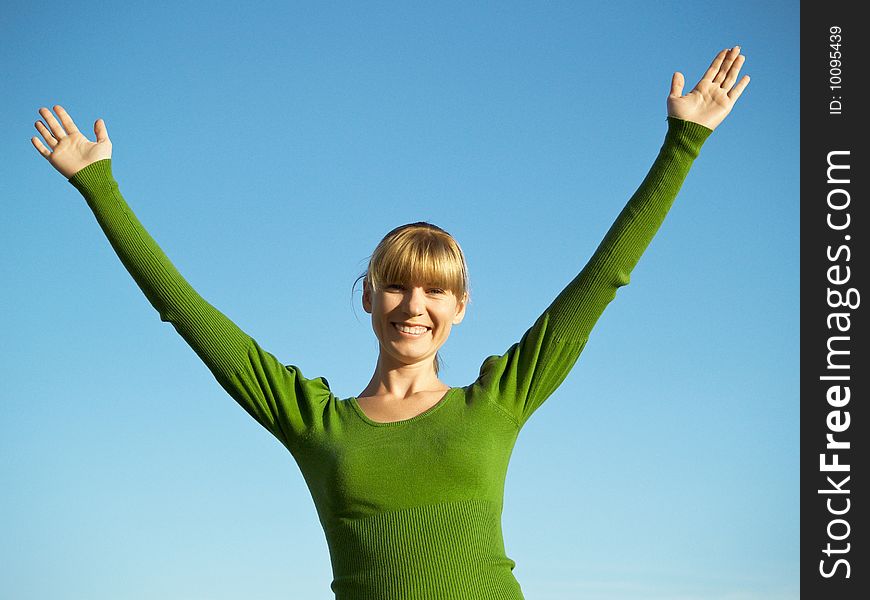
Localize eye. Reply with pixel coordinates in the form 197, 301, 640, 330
428, 287, 446, 295
385, 283, 405, 291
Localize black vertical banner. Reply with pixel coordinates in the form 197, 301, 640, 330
802, 2, 867, 597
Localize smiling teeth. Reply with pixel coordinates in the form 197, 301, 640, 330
395, 323, 428, 335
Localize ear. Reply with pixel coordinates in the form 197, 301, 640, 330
452, 293, 467, 325
362, 279, 373, 314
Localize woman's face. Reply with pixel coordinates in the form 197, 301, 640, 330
363, 280, 466, 369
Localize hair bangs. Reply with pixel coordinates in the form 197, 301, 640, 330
367, 224, 468, 299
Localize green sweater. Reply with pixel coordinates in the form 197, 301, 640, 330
68, 117, 711, 599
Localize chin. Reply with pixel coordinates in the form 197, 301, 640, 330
385, 347, 435, 366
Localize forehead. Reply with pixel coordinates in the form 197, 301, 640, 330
368, 232, 467, 296
376, 259, 458, 285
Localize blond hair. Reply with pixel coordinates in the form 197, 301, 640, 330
356, 222, 470, 374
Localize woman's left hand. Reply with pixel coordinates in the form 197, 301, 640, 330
667, 46, 750, 130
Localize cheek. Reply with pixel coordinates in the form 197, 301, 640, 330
435, 310, 457, 332
370, 298, 400, 329
369, 295, 390, 314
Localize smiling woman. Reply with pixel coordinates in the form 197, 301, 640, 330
31, 45, 749, 600
358, 221, 469, 376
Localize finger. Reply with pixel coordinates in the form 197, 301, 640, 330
722, 54, 746, 89
727, 74, 751, 102
54, 105, 80, 135
94, 118, 109, 142
34, 120, 58, 147
39, 107, 67, 139
669, 72, 684, 98
713, 46, 741, 84
701, 49, 729, 82
31, 136, 52, 158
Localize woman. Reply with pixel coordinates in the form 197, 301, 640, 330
32, 47, 749, 599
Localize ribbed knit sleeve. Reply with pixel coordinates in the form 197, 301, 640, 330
68, 159, 330, 453
473, 117, 713, 428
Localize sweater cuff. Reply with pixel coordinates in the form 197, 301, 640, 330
665, 117, 713, 159
68, 158, 116, 197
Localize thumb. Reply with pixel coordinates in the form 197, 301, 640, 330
94, 118, 110, 143
669, 72, 684, 98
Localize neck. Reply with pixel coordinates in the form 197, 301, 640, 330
358, 352, 446, 401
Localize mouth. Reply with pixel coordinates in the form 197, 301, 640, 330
391, 322, 431, 337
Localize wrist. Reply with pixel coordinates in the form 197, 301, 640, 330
665, 117, 713, 159
68, 158, 116, 196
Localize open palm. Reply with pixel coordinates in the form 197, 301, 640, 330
32, 105, 112, 179
668, 47, 750, 131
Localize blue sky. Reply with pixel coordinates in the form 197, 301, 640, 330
2, 1, 798, 598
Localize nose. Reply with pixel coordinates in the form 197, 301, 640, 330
401, 286, 427, 316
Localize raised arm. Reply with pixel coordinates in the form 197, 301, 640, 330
32, 107, 330, 454
473, 48, 750, 428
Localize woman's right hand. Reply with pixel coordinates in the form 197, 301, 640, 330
32, 105, 112, 179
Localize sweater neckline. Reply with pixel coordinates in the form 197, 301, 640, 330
349, 387, 459, 427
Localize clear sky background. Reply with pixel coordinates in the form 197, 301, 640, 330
2, 1, 798, 598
